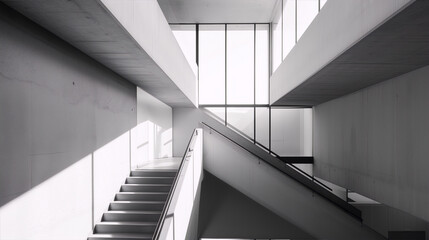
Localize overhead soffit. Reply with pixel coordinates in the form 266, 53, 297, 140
2, 0, 195, 107
157, 0, 278, 23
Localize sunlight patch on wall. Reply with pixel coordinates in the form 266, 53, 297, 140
131, 121, 172, 169
0, 155, 92, 240
0, 120, 173, 239
93, 131, 130, 224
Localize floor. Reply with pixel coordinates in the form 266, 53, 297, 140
139, 157, 181, 170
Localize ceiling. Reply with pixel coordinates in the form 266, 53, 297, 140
2, 0, 196, 107
157, 0, 278, 23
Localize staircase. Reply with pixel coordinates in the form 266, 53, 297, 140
88, 169, 177, 240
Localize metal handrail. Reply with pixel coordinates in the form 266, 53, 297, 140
201, 122, 362, 220
201, 114, 333, 192
152, 129, 198, 240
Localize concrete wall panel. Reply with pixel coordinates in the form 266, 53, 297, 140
314, 65, 429, 222
101, 0, 197, 106
0, 5, 136, 239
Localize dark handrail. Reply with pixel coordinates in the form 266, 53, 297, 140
201, 122, 362, 220
202, 107, 314, 162
201, 115, 332, 192
152, 129, 198, 240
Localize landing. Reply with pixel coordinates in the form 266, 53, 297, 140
138, 157, 181, 170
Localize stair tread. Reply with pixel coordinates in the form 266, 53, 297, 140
106, 210, 162, 214
88, 233, 152, 239
122, 183, 172, 186
117, 192, 168, 194
96, 221, 157, 226
127, 176, 174, 179
134, 169, 177, 172
112, 201, 165, 204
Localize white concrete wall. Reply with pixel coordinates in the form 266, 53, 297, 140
0, 5, 136, 239
314, 65, 429, 223
173, 108, 198, 157
100, 0, 198, 107
270, 0, 412, 104
131, 87, 172, 169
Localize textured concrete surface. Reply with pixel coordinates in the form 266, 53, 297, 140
2, 0, 197, 107
314, 65, 429, 223
0, 4, 136, 239
357, 204, 429, 239
198, 171, 314, 239
158, 0, 277, 23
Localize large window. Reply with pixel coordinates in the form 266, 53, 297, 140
198, 23, 270, 141
282, 0, 296, 59
199, 25, 225, 104
227, 24, 254, 104
272, 0, 283, 72
272, 0, 327, 73
297, 0, 319, 41
170, 20, 314, 156
199, 23, 269, 107
255, 24, 270, 104
171, 25, 197, 75
227, 108, 254, 139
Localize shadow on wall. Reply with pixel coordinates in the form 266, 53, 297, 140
198, 171, 315, 239
0, 4, 173, 239
0, 121, 172, 240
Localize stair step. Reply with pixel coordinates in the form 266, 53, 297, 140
126, 176, 174, 184
131, 169, 177, 177
120, 184, 171, 192
94, 222, 157, 234
103, 211, 161, 222
88, 233, 152, 240
115, 192, 168, 201
109, 201, 165, 211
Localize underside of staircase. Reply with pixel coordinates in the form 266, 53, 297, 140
88, 169, 177, 240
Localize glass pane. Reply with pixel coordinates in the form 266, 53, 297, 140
255, 24, 269, 104
256, 107, 269, 149
297, 0, 319, 41
227, 24, 254, 105
227, 108, 254, 139
271, 108, 312, 156
199, 25, 225, 104
282, 0, 296, 59
320, 0, 328, 10
272, 0, 283, 72
171, 25, 197, 75
204, 107, 225, 125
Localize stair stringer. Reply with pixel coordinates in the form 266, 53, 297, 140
203, 130, 384, 239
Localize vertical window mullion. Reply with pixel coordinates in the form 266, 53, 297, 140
224, 24, 227, 126
254, 24, 257, 142
295, 0, 298, 44
269, 106, 272, 152
281, 0, 284, 60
